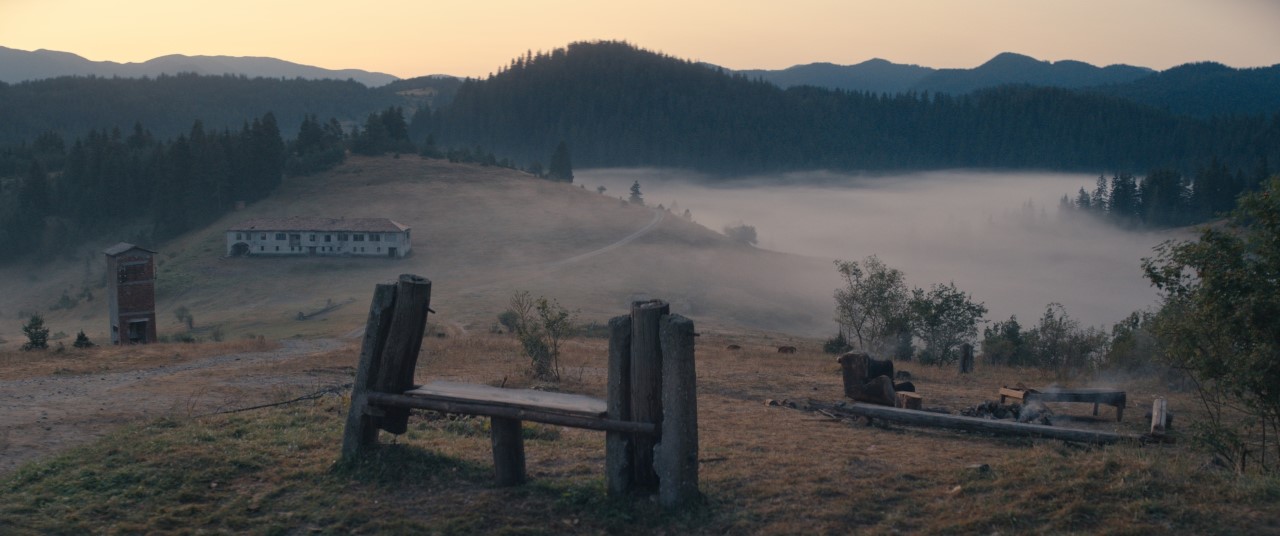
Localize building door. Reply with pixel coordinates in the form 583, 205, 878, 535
308, 247, 317, 255
127, 320, 149, 343
388, 247, 397, 258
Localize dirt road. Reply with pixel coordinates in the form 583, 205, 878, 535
0, 338, 347, 475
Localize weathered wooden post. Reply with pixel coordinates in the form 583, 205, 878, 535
371, 274, 433, 435
959, 343, 974, 374
341, 274, 432, 461
491, 417, 526, 486
656, 313, 699, 507
340, 283, 397, 460
605, 314, 634, 496
629, 299, 668, 492
1150, 397, 1168, 435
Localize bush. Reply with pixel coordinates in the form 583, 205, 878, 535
73, 330, 94, 348
823, 332, 852, 355
21, 314, 49, 351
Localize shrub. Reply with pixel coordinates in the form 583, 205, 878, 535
21, 314, 49, 351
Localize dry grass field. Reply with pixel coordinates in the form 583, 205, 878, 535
2, 156, 1278, 534
3, 332, 1279, 534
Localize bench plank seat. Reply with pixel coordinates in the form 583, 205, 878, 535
405, 380, 607, 418
999, 386, 1127, 421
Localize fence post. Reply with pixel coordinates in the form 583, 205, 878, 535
958, 343, 974, 374
1150, 397, 1168, 435
605, 314, 634, 496
657, 313, 699, 507
340, 283, 397, 460
629, 299, 668, 491
372, 274, 433, 435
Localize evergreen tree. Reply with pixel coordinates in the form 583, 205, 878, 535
547, 141, 574, 182
628, 180, 644, 205
21, 314, 49, 351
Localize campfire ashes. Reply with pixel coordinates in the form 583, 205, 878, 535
960, 400, 1054, 426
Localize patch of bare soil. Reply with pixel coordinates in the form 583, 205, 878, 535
0, 338, 349, 474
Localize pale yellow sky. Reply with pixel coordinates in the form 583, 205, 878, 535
3, 0, 1278, 78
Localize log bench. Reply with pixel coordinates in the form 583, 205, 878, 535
999, 387, 1127, 422
340, 276, 699, 507
365, 381, 658, 486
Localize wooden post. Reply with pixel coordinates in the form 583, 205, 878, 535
372, 274, 433, 435
491, 417, 527, 486
1150, 397, 1168, 435
959, 343, 974, 374
605, 314, 634, 497
657, 314, 699, 507
340, 283, 398, 460
629, 299, 668, 492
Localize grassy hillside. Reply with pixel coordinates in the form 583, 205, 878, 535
4, 334, 1279, 534
0, 155, 838, 348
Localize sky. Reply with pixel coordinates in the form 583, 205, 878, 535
3, 0, 1279, 79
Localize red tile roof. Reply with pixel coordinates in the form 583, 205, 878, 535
228, 217, 409, 233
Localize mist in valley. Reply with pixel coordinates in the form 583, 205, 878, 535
579, 168, 1180, 332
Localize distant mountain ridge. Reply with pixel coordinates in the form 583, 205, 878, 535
0, 46, 399, 87
735, 52, 1154, 94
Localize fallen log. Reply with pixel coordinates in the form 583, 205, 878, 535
814, 401, 1136, 445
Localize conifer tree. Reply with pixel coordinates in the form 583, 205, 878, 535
629, 180, 644, 205
547, 141, 574, 182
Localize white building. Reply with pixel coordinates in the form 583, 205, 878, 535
226, 217, 411, 258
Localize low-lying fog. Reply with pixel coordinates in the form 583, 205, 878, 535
578, 169, 1180, 331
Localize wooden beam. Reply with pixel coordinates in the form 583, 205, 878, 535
657, 313, 699, 508
827, 402, 1135, 445
405, 381, 607, 418
340, 283, 397, 460
629, 300, 668, 491
372, 274, 433, 435
491, 417, 526, 486
606, 314, 634, 497
365, 392, 659, 436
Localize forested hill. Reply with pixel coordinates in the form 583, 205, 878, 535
0, 74, 404, 146
418, 41, 1280, 175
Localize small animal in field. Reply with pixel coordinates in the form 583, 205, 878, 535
726, 344, 742, 350
777, 345, 797, 354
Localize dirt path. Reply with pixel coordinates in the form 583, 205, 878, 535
0, 338, 346, 475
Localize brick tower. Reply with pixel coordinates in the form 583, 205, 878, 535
104, 242, 158, 344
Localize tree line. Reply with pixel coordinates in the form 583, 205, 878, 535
0, 114, 286, 260
416, 41, 1280, 182
1060, 157, 1271, 228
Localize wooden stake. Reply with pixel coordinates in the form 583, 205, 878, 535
372, 274, 432, 435
340, 283, 397, 460
1150, 397, 1168, 435
491, 417, 526, 486
629, 300, 668, 492
657, 314, 699, 507
606, 314, 634, 497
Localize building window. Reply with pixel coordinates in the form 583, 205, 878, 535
275, 246, 280, 251
353, 234, 365, 242
289, 234, 301, 241
260, 234, 266, 240
259, 246, 264, 251
235, 232, 243, 240
324, 235, 331, 242
310, 234, 316, 241
338, 233, 348, 241
275, 233, 286, 240
370, 234, 381, 242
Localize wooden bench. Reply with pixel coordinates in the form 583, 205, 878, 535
340, 276, 699, 507
999, 387, 1127, 422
